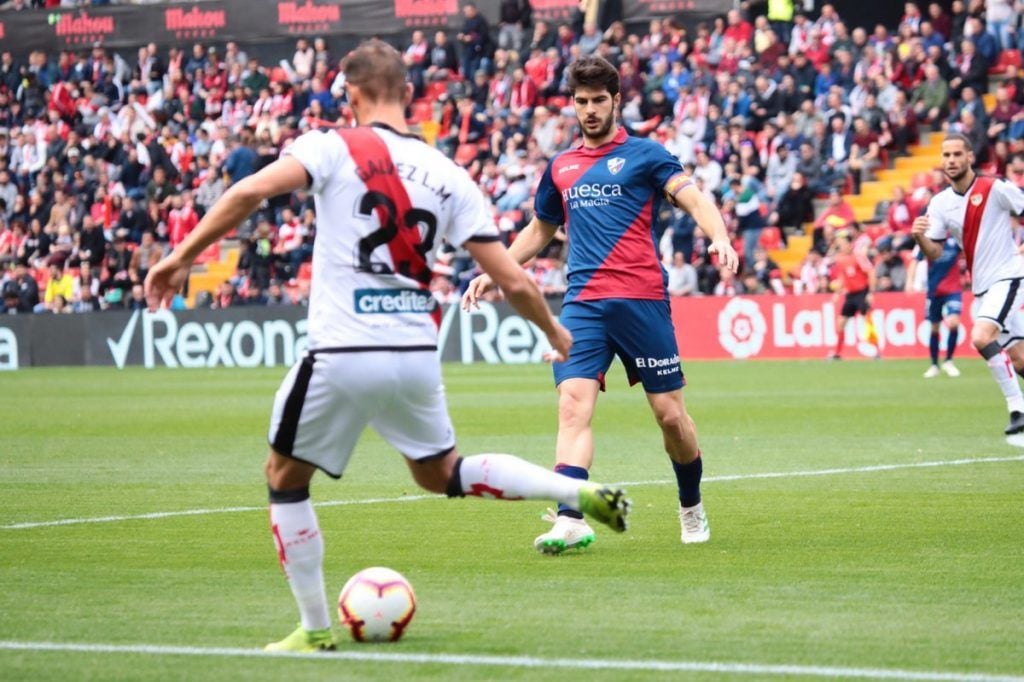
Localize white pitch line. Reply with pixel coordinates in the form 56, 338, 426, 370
0, 641, 1020, 681
3, 455, 1023, 531
617, 454, 1024, 487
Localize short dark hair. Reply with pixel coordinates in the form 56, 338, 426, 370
567, 56, 620, 97
342, 39, 407, 103
942, 132, 973, 151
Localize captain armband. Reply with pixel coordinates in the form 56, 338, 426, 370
664, 174, 695, 205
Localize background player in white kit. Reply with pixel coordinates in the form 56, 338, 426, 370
912, 133, 1024, 435
145, 40, 630, 652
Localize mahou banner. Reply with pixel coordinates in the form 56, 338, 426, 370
0, 0, 733, 53
675, 292, 976, 360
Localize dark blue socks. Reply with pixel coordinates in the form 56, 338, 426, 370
673, 454, 702, 508
555, 464, 588, 518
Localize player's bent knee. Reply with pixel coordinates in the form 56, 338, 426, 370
264, 449, 315, 490
972, 328, 999, 353
407, 450, 459, 495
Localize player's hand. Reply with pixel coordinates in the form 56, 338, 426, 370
144, 253, 190, 312
461, 273, 495, 310
709, 239, 739, 273
542, 321, 573, 363
911, 216, 930, 238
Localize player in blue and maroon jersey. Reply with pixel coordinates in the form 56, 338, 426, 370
912, 236, 964, 378
463, 56, 738, 552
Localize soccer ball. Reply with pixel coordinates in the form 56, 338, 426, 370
338, 567, 416, 643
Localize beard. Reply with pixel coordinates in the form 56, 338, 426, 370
579, 112, 614, 141
945, 165, 970, 183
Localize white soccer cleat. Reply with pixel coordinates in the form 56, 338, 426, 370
679, 502, 710, 544
941, 361, 961, 377
923, 365, 941, 379
534, 509, 596, 555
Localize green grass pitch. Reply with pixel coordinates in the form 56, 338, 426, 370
1, 359, 1022, 681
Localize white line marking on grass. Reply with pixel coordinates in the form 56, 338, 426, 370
0, 494, 437, 530
0, 641, 1020, 681
617, 454, 1024, 487
4, 455, 1023, 531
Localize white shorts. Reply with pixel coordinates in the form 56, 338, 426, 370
973, 277, 1024, 349
268, 350, 455, 478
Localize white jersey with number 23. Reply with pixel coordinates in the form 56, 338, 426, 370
282, 123, 499, 350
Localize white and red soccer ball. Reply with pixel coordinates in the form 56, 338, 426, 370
338, 567, 416, 642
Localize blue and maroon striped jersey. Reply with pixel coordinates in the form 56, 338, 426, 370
534, 128, 684, 302
917, 236, 963, 297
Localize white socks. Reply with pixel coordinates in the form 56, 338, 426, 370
985, 351, 1024, 413
269, 500, 331, 631
459, 454, 582, 508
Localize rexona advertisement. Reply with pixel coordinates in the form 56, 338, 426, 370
0, 293, 986, 370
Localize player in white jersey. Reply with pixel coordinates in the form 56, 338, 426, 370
145, 40, 630, 652
912, 133, 1024, 435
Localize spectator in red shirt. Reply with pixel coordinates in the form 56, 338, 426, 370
167, 193, 199, 248
848, 116, 880, 193
723, 9, 753, 46
813, 188, 856, 254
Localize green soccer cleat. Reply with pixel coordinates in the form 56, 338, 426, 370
264, 625, 336, 653
577, 483, 630, 533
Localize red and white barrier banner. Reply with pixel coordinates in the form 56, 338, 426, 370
673, 292, 975, 360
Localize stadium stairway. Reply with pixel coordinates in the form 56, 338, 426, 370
186, 241, 240, 306
766, 131, 944, 278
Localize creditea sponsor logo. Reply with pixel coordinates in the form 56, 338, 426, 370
106, 310, 307, 369
48, 10, 115, 45
164, 7, 226, 40
355, 288, 437, 314
278, 0, 341, 33
393, 0, 456, 27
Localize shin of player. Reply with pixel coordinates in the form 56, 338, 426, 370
912, 133, 1024, 434
464, 56, 739, 552
146, 40, 630, 653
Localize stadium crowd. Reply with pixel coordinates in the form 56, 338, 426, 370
2, 0, 1024, 315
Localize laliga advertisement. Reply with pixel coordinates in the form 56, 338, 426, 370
679, 292, 975, 360
0, 293, 991, 370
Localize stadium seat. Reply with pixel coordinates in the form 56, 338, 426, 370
546, 95, 569, 110
425, 80, 449, 101
270, 66, 289, 83
759, 227, 783, 250
409, 100, 433, 124
863, 223, 889, 244
297, 262, 313, 282
454, 143, 478, 166
193, 242, 221, 265
989, 49, 1022, 76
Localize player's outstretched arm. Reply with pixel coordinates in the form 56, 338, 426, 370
464, 238, 572, 361
145, 157, 309, 311
668, 181, 739, 273
461, 216, 559, 310
911, 216, 943, 261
